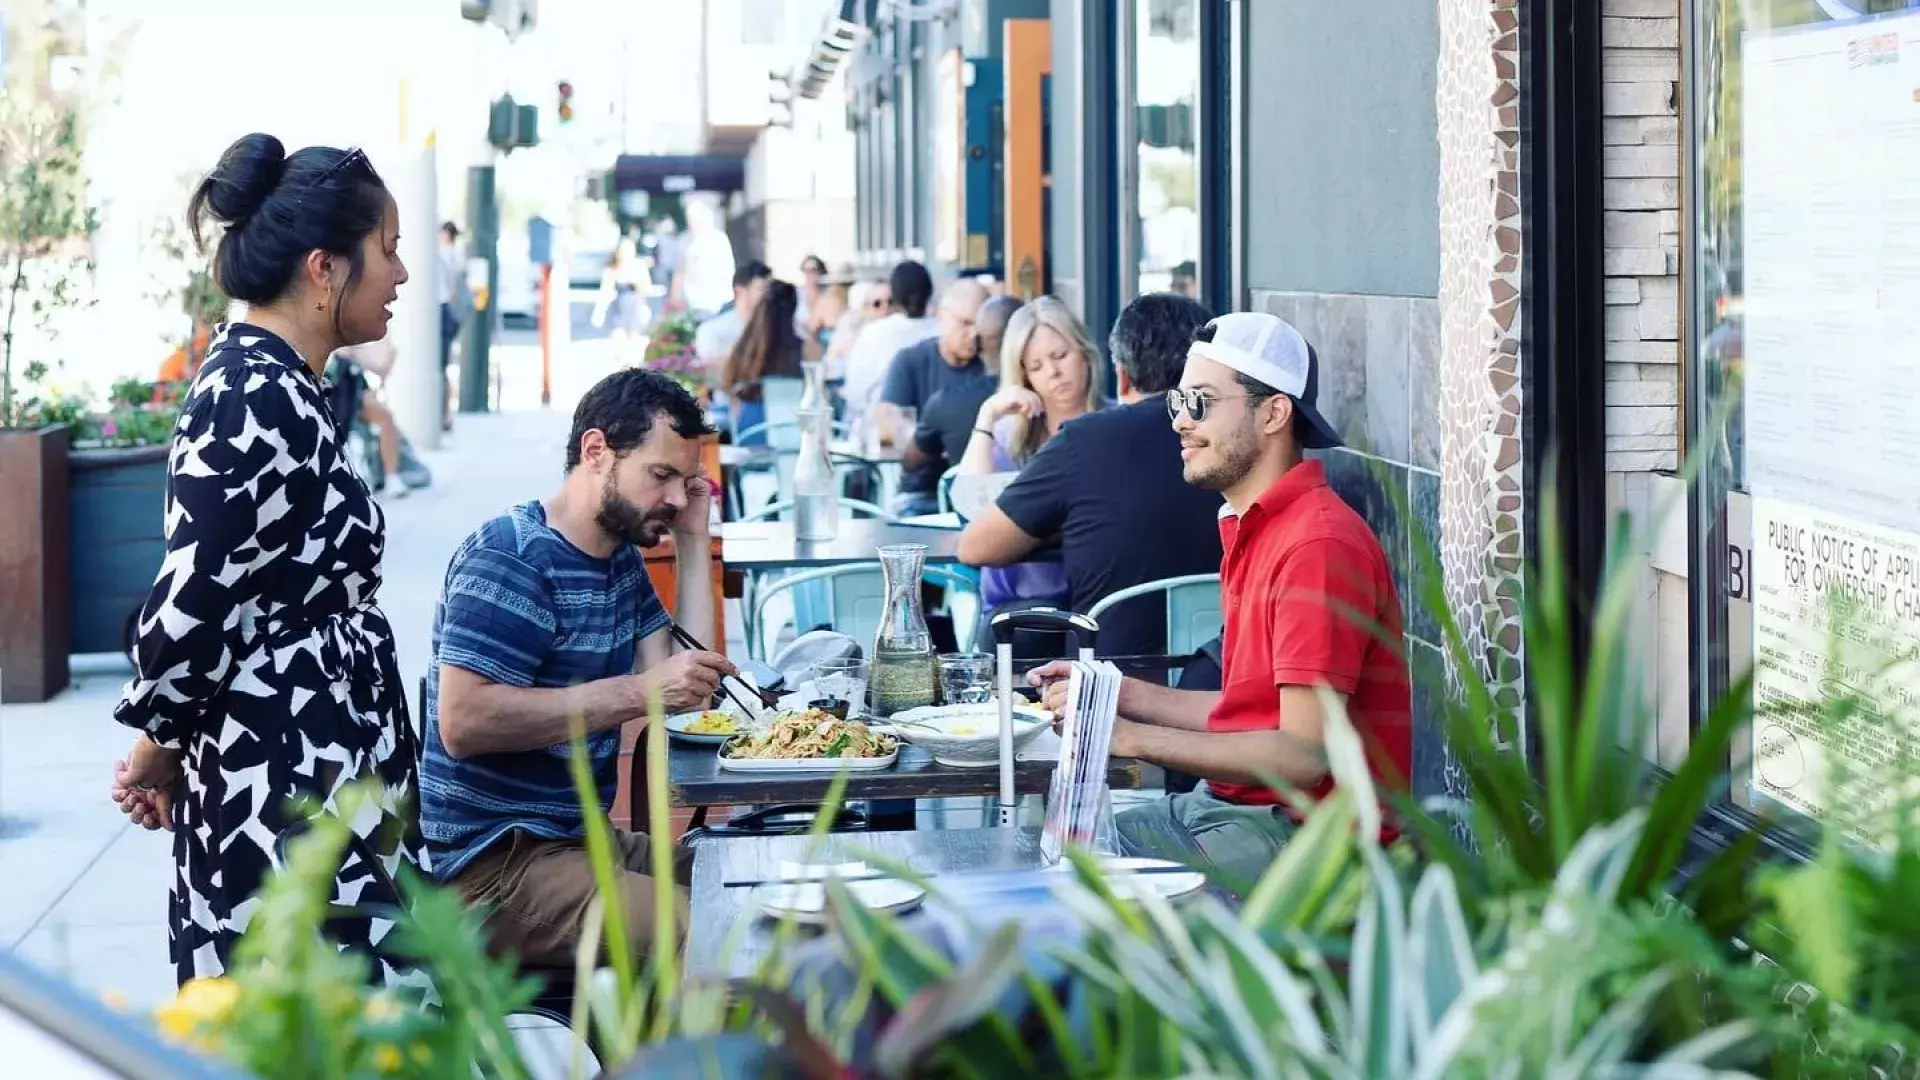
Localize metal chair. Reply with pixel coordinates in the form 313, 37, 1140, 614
937, 465, 961, 514
1087, 573, 1224, 674
748, 561, 982, 662
737, 497, 894, 653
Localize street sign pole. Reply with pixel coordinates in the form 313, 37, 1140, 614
459, 162, 497, 414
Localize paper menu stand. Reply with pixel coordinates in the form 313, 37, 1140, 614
1041, 660, 1122, 865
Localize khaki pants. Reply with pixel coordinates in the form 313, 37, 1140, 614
452, 828, 693, 970
1114, 783, 1298, 899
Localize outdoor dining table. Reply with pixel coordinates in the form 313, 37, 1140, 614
685, 826, 1054, 978
662, 739, 1147, 831
720, 518, 964, 571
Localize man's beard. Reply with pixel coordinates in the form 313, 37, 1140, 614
598, 474, 677, 547
1182, 421, 1261, 493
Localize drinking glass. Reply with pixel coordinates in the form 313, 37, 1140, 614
810, 658, 870, 716
939, 652, 996, 705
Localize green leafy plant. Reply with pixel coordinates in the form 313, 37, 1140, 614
0, 97, 93, 429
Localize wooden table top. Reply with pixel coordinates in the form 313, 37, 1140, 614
666, 739, 1145, 807
685, 826, 1052, 978
719, 518, 965, 570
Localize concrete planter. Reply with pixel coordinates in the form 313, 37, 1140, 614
68, 444, 168, 657
0, 425, 72, 703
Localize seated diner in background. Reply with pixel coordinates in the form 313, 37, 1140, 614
721, 278, 803, 445
905, 294, 1022, 503
954, 296, 1109, 625
957, 292, 1224, 666
421, 369, 737, 969
878, 277, 992, 515
1029, 312, 1412, 894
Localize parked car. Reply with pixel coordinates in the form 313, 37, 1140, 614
568, 248, 612, 291
496, 247, 539, 327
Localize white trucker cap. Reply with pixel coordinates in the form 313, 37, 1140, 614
1187, 311, 1343, 449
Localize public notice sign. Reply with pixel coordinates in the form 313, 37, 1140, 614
1742, 13, 1920, 534
1751, 497, 1920, 840
1743, 12, 1920, 838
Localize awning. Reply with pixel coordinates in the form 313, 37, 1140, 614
611, 155, 746, 195
793, 0, 868, 99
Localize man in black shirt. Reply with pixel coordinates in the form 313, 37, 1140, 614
881, 279, 992, 515
956, 293, 1223, 660
907, 295, 1023, 507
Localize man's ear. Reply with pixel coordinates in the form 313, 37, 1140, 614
1261, 394, 1295, 438
1113, 365, 1135, 398
577, 429, 609, 469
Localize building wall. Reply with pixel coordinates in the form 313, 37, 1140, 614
1245, 1, 1442, 299
1595, 0, 1687, 766
1239, 0, 1462, 798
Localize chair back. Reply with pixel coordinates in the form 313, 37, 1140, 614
760, 376, 805, 424
1087, 573, 1223, 659
739, 497, 894, 523
937, 466, 960, 514
749, 561, 983, 661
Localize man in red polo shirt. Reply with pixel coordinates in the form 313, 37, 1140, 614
1031, 311, 1411, 891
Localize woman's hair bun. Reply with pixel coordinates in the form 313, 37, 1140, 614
198, 133, 288, 226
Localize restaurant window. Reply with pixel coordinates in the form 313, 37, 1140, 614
1690, 0, 1920, 850
1119, 0, 1202, 302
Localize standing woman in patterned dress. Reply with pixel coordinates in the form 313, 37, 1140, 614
108, 133, 422, 985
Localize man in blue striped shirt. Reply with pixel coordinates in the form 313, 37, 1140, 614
423, 369, 733, 969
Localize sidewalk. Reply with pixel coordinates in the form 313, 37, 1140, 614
0, 333, 622, 1008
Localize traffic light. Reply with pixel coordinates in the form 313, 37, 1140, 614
556, 80, 574, 124
488, 94, 538, 151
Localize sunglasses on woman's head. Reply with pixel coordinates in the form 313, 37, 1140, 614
308, 147, 368, 188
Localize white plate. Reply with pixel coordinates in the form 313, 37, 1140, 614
663, 709, 743, 746
1048, 857, 1208, 903
717, 745, 900, 772
880, 703, 1053, 767
755, 877, 927, 924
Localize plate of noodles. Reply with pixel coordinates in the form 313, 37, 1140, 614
717, 709, 900, 772
664, 708, 742, 746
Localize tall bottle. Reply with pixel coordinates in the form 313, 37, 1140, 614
869, 543, 939, 715
791, 405, 841, 541
799, 359, 827, 412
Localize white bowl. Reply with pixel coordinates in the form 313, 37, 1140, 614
883, 703, 1054, 767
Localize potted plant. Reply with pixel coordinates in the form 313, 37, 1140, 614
0, 98, 90, 703
64, 207, 225, 658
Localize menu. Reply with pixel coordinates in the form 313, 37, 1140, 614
1742, 14, 1920, 534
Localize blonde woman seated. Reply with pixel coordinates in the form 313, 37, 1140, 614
956, 296, 1107, 627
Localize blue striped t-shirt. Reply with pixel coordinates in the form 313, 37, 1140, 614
421, 500, 669, 879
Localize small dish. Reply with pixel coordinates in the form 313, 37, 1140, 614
753, 861, 926, 924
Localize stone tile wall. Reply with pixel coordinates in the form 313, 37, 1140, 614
1253, 289, 1449, 797
1600, 0, 1685, 756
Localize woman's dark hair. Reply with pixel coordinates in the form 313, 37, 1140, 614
1111, 292, 1213, 394
723, 280, 801, 403
187, 134, 388, 321
565, 368, 714, 472
889, 260, 934, 318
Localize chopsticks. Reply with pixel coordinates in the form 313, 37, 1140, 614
667, 621, 770, 720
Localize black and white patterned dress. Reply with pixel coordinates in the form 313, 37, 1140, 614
114, 323, 424, 986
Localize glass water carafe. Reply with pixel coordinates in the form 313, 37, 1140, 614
799, 360, 828, 412
791, 405, 840, 541
869, 543, 939, 715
